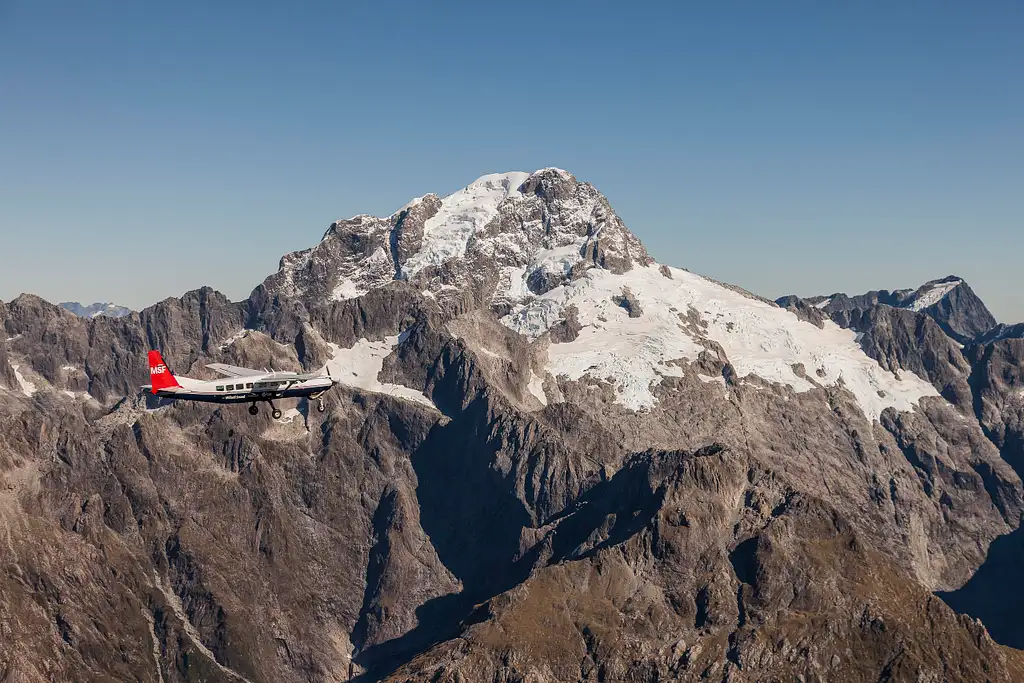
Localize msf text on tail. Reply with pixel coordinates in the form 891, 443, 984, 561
142, 350, 337, 419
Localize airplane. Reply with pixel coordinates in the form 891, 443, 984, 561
142, 350, 337, 419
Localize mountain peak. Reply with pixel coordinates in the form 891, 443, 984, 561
903, 276, 964, 312
777, 275, 996, 343
258, 167, 650, 308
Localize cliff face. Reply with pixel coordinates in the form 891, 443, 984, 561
2, 169, 1023, 682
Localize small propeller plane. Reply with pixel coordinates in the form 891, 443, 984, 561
142, 350, 337, 419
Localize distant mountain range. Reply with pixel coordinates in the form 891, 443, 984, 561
59, 301, 133, 318
2, 169, 1023, 681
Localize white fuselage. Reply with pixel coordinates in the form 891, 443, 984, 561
154, 372, 334, 404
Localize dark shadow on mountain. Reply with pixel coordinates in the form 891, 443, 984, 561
937, 523, 1024, 649
352, 543, 547, 681
967, 344, 1024, 482
409, 395, 533, 591
351, 488, 398, 652
546, 451, 675, 563
352, 395, 539, 679
730, 537, 759, 586
352, 438, 725, 680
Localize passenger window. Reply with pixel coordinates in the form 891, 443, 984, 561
246, 383, 253, 388
226, 384, 235, 391
216, 386, 224, 391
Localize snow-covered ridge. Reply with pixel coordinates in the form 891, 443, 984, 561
503, 263, 939, 418
906, 278, 962, 312
400, 172, 532, 278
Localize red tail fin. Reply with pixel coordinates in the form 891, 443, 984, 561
148, 350, 181, 393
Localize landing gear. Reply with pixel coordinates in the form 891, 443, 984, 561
248, 404, 259, 416
316, 399, 325, 413
268, 401, 282, 420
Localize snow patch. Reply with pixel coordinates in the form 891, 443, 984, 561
527, 371, 548, 406
277, 248, 314, 298
10, 364, 36, 396
500, 265, 533, 302
219, 330, 249, 351
278, 408, 303, 424
543, 308, 703, 411
332, 278, 364, 301
325, 335, 436, 408
330, 246, 392, 301
907, 279, 961, 312
814, 298, 832, 309
59, 390, 95, 403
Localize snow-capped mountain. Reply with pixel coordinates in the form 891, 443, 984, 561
60, 301, 133, 318
257, 168, 938, 421
2, 168, 1024, 681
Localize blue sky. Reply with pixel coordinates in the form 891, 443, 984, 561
2, 1, 1022, 321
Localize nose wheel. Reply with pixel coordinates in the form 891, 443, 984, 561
316, 399, 325, 413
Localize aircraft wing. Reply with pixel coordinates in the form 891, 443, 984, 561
206, 363, 264, 378
293, 372, 330, 381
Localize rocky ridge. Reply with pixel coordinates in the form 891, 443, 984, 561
1, 169, 1023, 682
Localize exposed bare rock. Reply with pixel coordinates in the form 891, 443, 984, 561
612, 286, 643, 318
966, 337, 1024, 478
847, 305, 976, 410
775, 294, 827, 328
547, 304, 582, 344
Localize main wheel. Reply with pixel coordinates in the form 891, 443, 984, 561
248, 405, 259, 416
272, 408, 283, 420
316, 401, 325, 413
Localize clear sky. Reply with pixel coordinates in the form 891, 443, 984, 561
2, 2, 1022, 322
